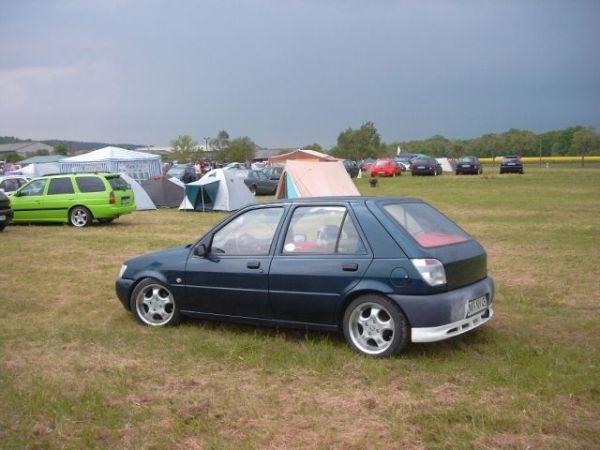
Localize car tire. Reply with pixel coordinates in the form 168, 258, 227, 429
343, 294, 410, 358
69, 206, 93, 228
130, 278, 181, 327
0, 223, 5, 232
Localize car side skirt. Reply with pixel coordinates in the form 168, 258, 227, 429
180, 309, 339, 332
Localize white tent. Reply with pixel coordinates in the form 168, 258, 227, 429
436, 157, 454, 172
60, 146, 162, 181
179, 168, 255, 212
120, 173, 156, 210
20, 162, 60, 177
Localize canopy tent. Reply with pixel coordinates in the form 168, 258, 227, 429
275, 160, 360, 199
119, 173, 156, 210
179, 168, 255, 212
140, 176, 185, 208
268, 149, 340, 166
20, 162, 60, 177
59, 146, 162, 181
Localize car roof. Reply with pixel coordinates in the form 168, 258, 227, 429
255, 196, 424, 206
34, 172, 115, 178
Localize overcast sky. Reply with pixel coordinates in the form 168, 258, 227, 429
1, 0, 599, 147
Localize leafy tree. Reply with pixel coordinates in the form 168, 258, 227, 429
35, 149, 50, 156
333, 121, 382, 161
223, 137, 255, 162
571, 127, 600, 167
3, 151, 20, 162
210, 130, 230, 152
170, 135, 198, 162
301, 143, 323, 153
54, 144, 69, 156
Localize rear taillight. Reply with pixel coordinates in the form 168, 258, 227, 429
428, 165, 432, 170
411, 259, 447, 286
109, 191, 116, 204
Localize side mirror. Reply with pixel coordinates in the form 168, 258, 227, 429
193, 243, 208, 257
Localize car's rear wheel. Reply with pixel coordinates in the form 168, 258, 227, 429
130, 278, 181, 327
69, 206, 92, 227
343, 294, 409, 357
0, 223, 6, 232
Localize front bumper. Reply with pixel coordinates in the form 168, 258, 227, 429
115, 277, 135, 310
389, 276, 495, 343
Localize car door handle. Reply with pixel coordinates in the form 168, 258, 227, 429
247, 261, 261, 269
342, 263, 358, 272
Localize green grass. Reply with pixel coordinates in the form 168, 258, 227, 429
1, 168, 599, 448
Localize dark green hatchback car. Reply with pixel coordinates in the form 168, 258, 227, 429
11, 173, 136, 227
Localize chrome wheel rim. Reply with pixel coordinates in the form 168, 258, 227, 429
349, 302, 395, 355
71, 209, 88, 227
136, 284, 175, 326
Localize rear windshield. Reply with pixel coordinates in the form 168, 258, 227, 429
459, 156, 476, 162
375, 160, 390, 167
382, 203, 470, 248
106, 176, 130, 190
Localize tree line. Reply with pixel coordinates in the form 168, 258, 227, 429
329, 123, 600, 161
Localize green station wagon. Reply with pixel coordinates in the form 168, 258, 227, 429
11, 173, 136, 227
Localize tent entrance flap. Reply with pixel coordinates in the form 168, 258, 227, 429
192, 180, 219, 211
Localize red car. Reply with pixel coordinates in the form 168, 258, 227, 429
370, 158, 402, 177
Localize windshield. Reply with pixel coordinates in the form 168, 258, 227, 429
459, 156, 476, 163
383, 202, 470, 248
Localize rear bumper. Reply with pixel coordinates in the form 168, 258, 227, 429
115, 277, 135, 310
500, 166, 523, 173
411, 169, 434, 175
93, 204, 136, 219
388, 276, 495, 342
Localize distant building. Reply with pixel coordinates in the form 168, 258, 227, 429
0, 142, 55, 157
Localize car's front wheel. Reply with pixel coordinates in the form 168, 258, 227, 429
343, 294, 409, 357
130, 278, 181, 327
69, 206, 92, 227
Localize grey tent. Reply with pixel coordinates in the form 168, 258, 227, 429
120, 173, 156, 210
140, 176, 185, 208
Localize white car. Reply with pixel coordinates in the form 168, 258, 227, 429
0, 175, 30, 195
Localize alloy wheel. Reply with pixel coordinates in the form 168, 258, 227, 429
135, 284, 175, 326
348, 302, 395, 356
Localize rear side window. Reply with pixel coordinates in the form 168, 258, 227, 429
283, 206, 366, 255
48, 178, 75, 195
383, 203, 470, 248
106, 176, 130, 190
76, 176, 106, 193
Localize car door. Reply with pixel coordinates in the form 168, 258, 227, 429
41, 177, 76, 221
11, 178, 49, 221
184, 206, 286, 318
268, 204, 372, 326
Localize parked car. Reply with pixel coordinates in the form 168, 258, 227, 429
343, 160, 360, 178
455, 156, 482, 175
371, 158, 402, 177
244, 170, 278, 195
410, 157, 443, 176
263, 166, 283, 181
499, 156, 524, 174
0, 190, 13, 231
116, 196, 494, 357
0, 175, 30, 195
11, 173, 135, 227
166, 164, 198, 183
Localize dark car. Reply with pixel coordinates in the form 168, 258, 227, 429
343, 160, 360, 178
410, 157, 443, 176
456, 156, 482, 175
167, 164, 198, 183
499, 156, 524, 174
264, 166, 283, 181
244, 170, 278, 195
116, 196, 494, 357
0, 190, 13, 231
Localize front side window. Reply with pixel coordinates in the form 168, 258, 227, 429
48, 178, 75, 195
383, 203, 470, 248
18, 179, 47, 197
211, 207, 284, 256
76, 176, 106, 193
283, 206, 366, 255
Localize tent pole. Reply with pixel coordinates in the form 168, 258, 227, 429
201, 187, 205, 212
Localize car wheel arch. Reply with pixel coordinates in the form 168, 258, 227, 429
337, 289, 412, 330
69, 204, 94, 219
126, 272, 171, 307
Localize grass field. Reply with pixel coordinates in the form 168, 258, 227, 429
1, 168, 599, 448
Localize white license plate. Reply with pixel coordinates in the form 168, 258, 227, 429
467, 295, 488, 316
0, 215, 5, 221
462, 164, 471, 167
418, 166, 425, 169
508, 162, 516, 165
